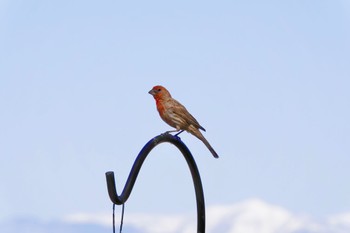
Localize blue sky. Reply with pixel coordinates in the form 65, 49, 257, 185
1, 0, 350, 222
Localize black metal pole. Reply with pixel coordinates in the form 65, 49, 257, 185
105, 133, 206, 233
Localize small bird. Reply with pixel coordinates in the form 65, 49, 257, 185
149, 85, 219, 158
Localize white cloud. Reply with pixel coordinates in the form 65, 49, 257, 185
61, 198, 350, 233
206, 199, 321, 233
64, 212, 193, 233
327, 212, 350, 232
63, 212, 111, 226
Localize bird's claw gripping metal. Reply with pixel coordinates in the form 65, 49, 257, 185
174, 130, 184, 136
161, 130, 184, 139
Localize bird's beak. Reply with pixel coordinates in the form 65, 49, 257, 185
148, 89, 156, 95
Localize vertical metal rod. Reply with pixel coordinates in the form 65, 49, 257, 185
105, 133, 206, 233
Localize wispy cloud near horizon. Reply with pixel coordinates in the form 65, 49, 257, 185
59, 198, 350, 233
3, 199, 350, 233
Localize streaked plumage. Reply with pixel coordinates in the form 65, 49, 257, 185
149, 85, 219, 158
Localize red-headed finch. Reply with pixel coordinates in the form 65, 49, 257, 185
149, 85, 219, 158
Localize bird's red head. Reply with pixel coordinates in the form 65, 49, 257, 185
148, 85, 171, 100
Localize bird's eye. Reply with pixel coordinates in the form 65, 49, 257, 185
158, 88, 161, 91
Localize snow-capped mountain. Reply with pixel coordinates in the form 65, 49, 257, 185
2, 199, 350, 233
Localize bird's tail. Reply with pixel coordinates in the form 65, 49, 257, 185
190, 128, 219, 158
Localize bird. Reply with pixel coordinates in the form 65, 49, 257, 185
148, 85, 219, 158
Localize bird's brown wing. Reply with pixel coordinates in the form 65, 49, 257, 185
170, 98, 206, 131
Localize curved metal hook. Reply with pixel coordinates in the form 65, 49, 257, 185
105, 133, 205, 233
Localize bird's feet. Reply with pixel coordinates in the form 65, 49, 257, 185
174, 130, 184, 137
161, 130, 184, 139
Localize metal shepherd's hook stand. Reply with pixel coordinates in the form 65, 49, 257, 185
105, 133, 206, 233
